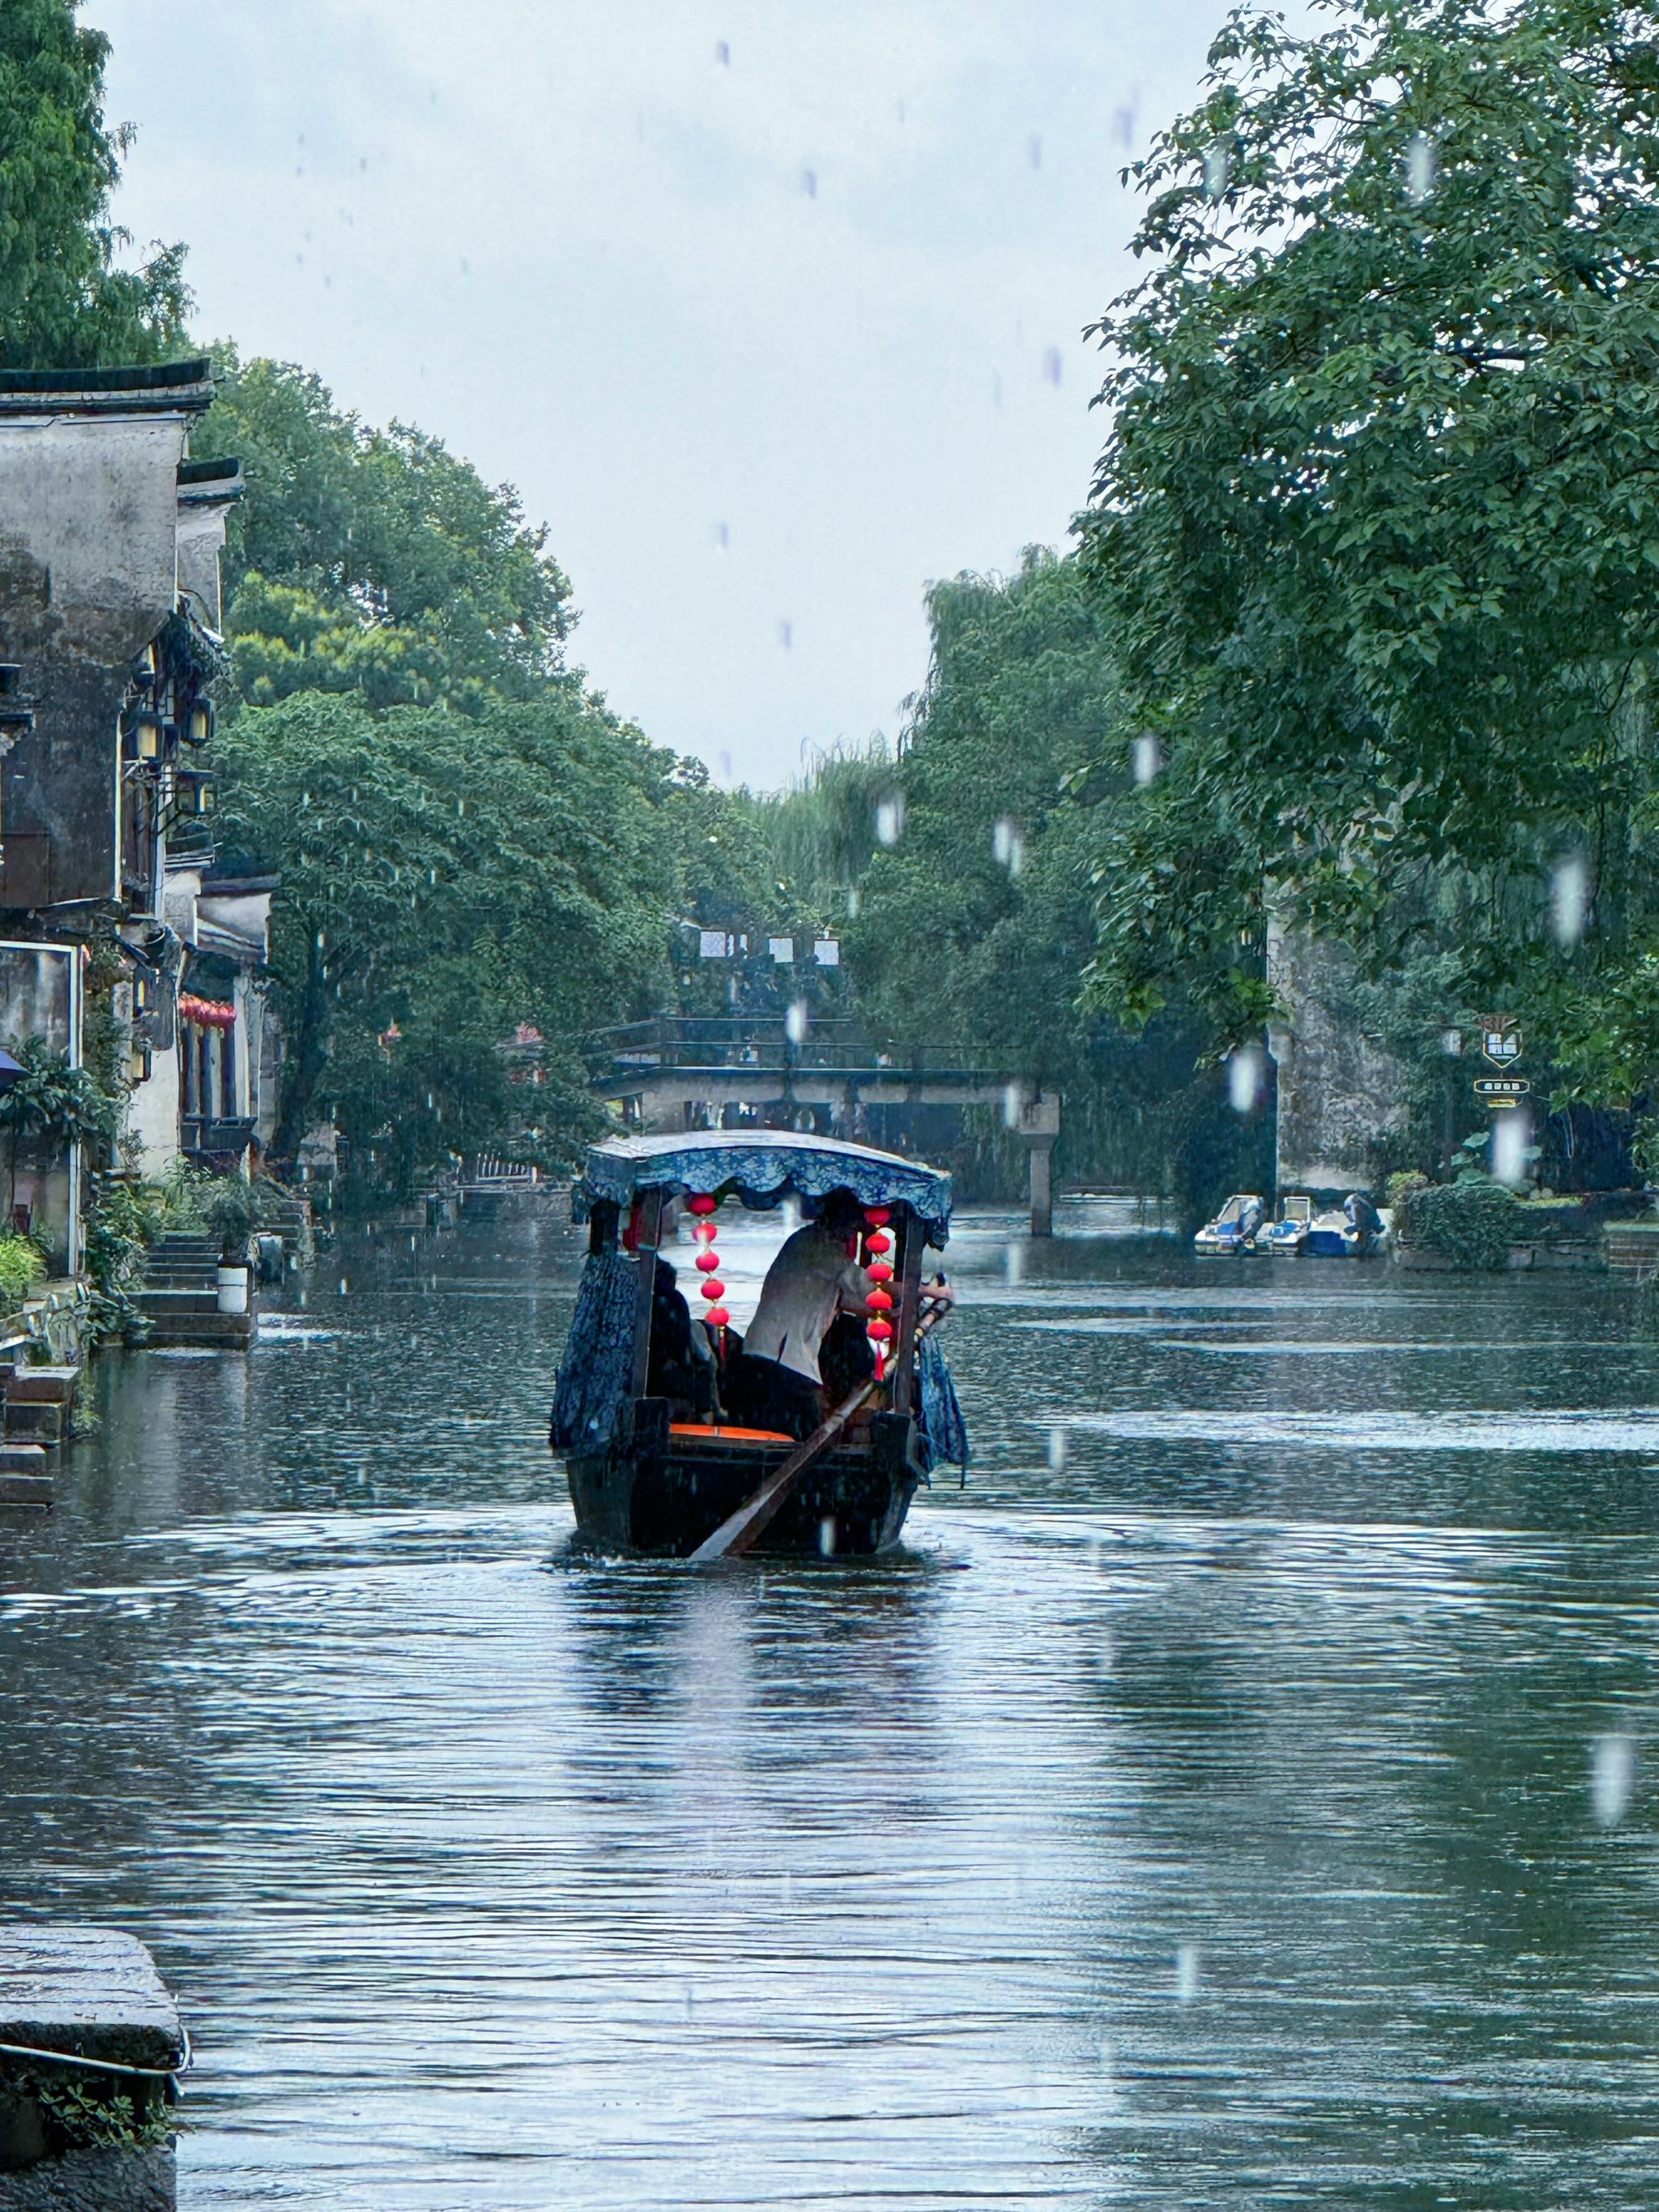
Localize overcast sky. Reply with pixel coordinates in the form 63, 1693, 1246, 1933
96, 0, 1228, 790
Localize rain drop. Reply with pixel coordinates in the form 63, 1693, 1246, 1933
1491, 1107, 1531, 1187
785, 999, 810, 1045
1132, 733, 1162, 785
1202, 143, 1230, 202
1047, 1426, 1068, 1471
1042, 345, 1063, 386
1551, 852, 1590, 948
818, 1515, 837, 1556
1593, 1732, 1635, 1827
1002, 1081, 1028, 1129
1175, 1944, 1201, 2002
992, 818, 1026, 875
1226, 1047, 1264, 1114
1405, 130, 1438, 206
875, 795, 906, 848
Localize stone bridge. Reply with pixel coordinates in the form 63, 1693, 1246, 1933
586, 1017, 1063, 1234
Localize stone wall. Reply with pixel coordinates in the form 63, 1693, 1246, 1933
1266, 924, 1410, 1196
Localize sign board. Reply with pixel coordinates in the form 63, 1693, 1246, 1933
1477, 1014, 1522, 1066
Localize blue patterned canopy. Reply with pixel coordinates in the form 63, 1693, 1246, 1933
574, 1129, 953, 1247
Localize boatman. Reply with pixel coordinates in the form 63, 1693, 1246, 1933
719, 1189, 882, 1437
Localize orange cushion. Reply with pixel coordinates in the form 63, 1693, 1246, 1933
669, 1422, 794, 1443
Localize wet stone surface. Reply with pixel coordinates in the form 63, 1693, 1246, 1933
2, 1198, 1659, 2207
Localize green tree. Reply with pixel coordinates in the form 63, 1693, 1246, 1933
199, 352, 573, 715
759, 551, 1273, 1215
213, 689, 676, 1179
0, 0, 188, 368
1080, 0, 1659, 1091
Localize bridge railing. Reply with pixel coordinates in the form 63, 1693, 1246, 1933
583, 1014, 1011, 1083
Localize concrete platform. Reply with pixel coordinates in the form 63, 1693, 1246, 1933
0, 1926, 183, 2210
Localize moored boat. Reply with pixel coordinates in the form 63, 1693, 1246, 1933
1194, 1193, 1267, 1255
550, 1130, 968, 1558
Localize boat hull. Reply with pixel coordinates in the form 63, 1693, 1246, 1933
565, 1416, 923, 1559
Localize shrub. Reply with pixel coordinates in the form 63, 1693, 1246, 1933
1384, 1169, 1431, 1211
0, 1233, 45, 1312
85, 1176, 167, 1339
1394, 1177, 1524, 1270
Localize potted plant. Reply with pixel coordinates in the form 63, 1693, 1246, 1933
202, 1175, 260, 1314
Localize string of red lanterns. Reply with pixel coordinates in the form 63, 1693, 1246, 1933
177, 993, 236, 1030
688, 1192, 728, 1339
863, 1205, 894, 1381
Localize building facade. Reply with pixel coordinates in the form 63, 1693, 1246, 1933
0, 361, 270, 1265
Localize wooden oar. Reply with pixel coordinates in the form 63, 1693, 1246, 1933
689, 1296, 949, 1565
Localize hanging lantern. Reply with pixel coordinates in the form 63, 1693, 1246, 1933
687, 1191, 728, 1331
863, 1205, 894, 1380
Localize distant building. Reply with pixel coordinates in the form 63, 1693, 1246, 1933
0, 361, 271, 1266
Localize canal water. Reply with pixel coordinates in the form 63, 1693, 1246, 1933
4, 1199, 1659, 2208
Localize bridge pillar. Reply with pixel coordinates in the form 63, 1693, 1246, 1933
1016, 1092, 1062, 1238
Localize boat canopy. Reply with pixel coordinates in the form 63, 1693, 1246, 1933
574, 1129, 953, 1247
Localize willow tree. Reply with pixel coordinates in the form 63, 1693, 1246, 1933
1081, 0, 1659, 1098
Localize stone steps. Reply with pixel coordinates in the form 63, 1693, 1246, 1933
0, 1360, 79, 1505
132, 1223, 254, 1345
142, 1309, 253, 1347
139, 1287, 222, 1314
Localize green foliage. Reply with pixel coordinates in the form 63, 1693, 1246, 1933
213, 688, 676, 1181
0, 0, 189, 368
200, 1172, 259, 1261
0, 1232, 44, 1311
30, 2072, 174, 2152
1395, 1176, 1524, 1269
749, 551, 1272, 1215
0, 1038, 122, 1223
842, 550, 1124, 1081
199, 354, 573, 716
189, 361, 789, 1194
1080, 0, 1659, 1079
84, 1174, 164, 1339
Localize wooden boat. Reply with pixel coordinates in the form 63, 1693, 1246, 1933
550, 1131, 967, 1559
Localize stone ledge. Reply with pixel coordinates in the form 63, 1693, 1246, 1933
0, 1928, 181, 2075
0, 2143, 174, 2211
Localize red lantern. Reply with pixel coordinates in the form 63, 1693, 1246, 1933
687, 1195, 727, 1350
863, 1206, 898, 1379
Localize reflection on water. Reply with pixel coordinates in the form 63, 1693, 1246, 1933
3, 1200, 1659, 2206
